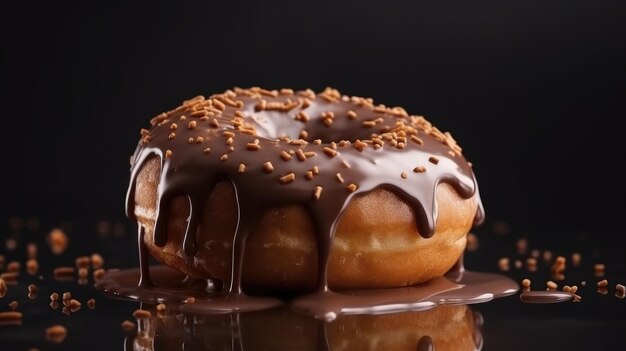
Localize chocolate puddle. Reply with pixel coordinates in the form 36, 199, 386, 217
96, 264, 517, 319
519, 291, 574, 303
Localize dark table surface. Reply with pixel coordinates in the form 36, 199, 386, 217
1, 215, 624, 350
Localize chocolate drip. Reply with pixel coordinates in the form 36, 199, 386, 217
417, 336, 435, 351
137, 225, 153, 287
126, 88, 483, 293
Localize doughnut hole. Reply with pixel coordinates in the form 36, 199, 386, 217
134, 157, 478, 292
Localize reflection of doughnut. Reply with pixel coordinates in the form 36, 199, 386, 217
130, 305, 481, 351
128, 87, 483, 292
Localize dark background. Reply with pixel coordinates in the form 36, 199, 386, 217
1, 2, 626, 350
2, 0, 625, 240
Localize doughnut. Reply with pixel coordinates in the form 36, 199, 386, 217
127, 87, 484, 293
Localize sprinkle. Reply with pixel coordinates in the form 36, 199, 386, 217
203, 148, 211, 154
212, 99, 226, 111
522, 279, 531, 292
28, 283, 38, 294
411, 135, 424, 145
295, 111, 310, 123
353, 140, 367, 152
226, 137, 234, 145
246, 143, 261, 151
597, 279, 608, 288
401, 172, 408, 179
362, 120, 376, 127
498, 257, 510, 271
78, 268, 88, 279
90, 254, 104, 269
179, 115, 187, 121
336, 173, 344, 183
428, 156, 439, 165
341, 160, 350, 168
54, 267, 75, 277
304, 151, 317, 158
26, 259, 38, 275
616, 284, 625, 298
62, 292, 71, 302
295, 149, 307, 161
121, 320, 136, 332
280, 173, 296, 184
594, 263, 605, 277
299, 130, 308, 139
156, 303, 166, 312
140, 128, 150, 136
313, 139, 322, 145
346, 183, 358, 192
238, 164, 246, 173
220, 154, 228, 162
196, 136, 204, 143
280, 151, 292, 161
69, 299, 81, 311
347, 110, 357, 120
323, 147, 337, 157
313, 186, 323, 200
312, 166, 320, 175
546, 281, 558, 290
571, 252, 581, 266
305, 171, 314, 180
87, 299, 96, 309
165, 150, 172, 158
50, 292, 59, 302
46, 325, 67, 343
551, 256, 566, 273
210, 119, 220, 128
413, 166, 426, 173
263, 162, 274, 173
133, 309, 151, 319
185, 297, 196, 304
188, 137, 194, 144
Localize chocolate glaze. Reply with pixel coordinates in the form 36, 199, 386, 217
519, 291, 574, 303
125, 87, 484, 294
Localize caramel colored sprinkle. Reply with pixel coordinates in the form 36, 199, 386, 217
203, 147, 211, 154
87, 299, 96, 309
522, 279, 531, 292
263, 162, 274, 173
78, 268, 88, 279
571, 252, 581, 266
546, 281, 558, 290
594, 263, 605, 276
133, 309, 151, 319
313, 186, 323, 200
190, 110, 207, 118
45, 325, 67, 343
413, 166, 426, 173
54, 267, 75, 277
295, 111, 310, 123
28, 283, 38, 294
295, 149, 307, 161
212, 99, 226, 111
50, 292, 59, 302
93, 268, 105, 281
168, 132, 176, 140
156, 303, 166, 312
280, 173, 296, 184
75, 256, 90, 269
280, 151, 292, 161
346, 183, 358, 192
165, 150, 172, 158
0, 311, 22, 324
616, 284, 625, 298
169, 123, 178, 130
69, 299, 81, 311
498, 257, 510, 271
185, 297, 196, 304
1, 272, 17, 282
312, 166, 320, 175
238, 163, 246, 173
246, 143, 261, 151
323, 147, 337, 157
573, 294, 582, 302
597, 279, 608, 288
121, 320, 136, 332
347, 110, 357, 119
313, 139, 322, 145
9, 300, 18, 310
210, 118, 220, 128
362, 120, 376, 127
400, 172, 408, 179
8, 261, 20, 272
341, 160, 351, 168
305, 171, 314, 180
26, 259, 38, 275
220, 154, 228, 162
411, 135, 424, 145
428, 156, 439, 165
140, 128, 150, 136
179, 115, 187, 121
188, 137, 194, 144
353, 140, 367, 152
551, 256, 566, 273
